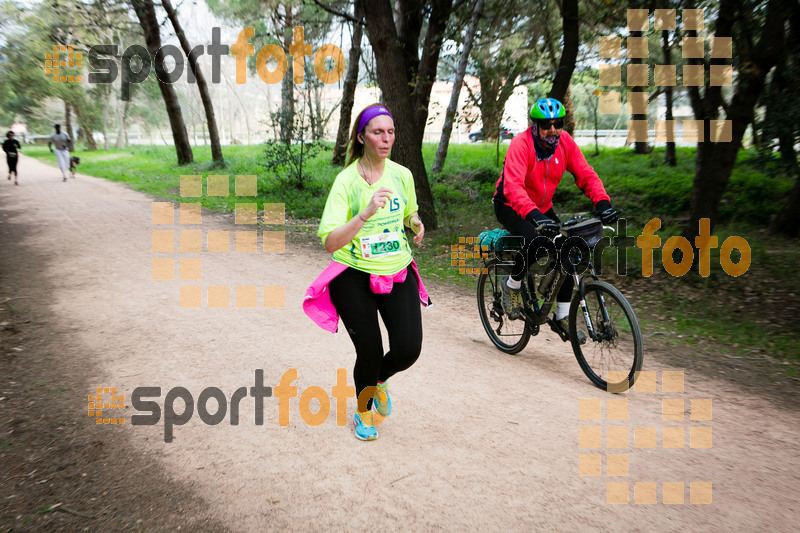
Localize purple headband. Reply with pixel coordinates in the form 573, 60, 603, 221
357, 105, 394, 133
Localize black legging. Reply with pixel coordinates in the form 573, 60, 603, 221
329, 265, 423, 411
494, 202, 574, 303
7, 155, 18, 175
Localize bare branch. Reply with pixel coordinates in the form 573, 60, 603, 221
307, 0, 362, 25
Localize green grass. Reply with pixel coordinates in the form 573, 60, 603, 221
24, 141, 800, 370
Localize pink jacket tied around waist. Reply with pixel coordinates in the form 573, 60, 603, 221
303, 260, 431, 333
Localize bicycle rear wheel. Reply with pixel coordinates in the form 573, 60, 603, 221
569, 280, 643, 392
477, 260, 531, 355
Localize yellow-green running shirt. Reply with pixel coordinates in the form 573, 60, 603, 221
318, 158, 419, 275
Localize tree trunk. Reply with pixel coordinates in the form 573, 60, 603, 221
102, 86, 110, 150
411, 0, 453, 141
131, 0, 193, 164
629, 30, 650, 154
478, 66, 518, 142
562, 89, 576, 136
771, 174, 800, 236
686, 0, 786, 235
363, 0, 438, 228
332, 0, 364, 166
280, 7, 296, 145
431, 0, 485, 175
64, 101, 74, 143
548, 0, 578, 103
662, 31, 676, 166
74, 103, 97, 151
162, 0, 223, 164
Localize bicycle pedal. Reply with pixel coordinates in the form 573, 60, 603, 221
547, 318, 571, 342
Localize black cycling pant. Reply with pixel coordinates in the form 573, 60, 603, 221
329, 265, 422, 411
7, 155, 17, 174
494, 202, 574, 303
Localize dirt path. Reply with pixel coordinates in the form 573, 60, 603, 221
1, 154, 799, 531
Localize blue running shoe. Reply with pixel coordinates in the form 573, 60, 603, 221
353, 410, 378, 441
374, 381, 392, 416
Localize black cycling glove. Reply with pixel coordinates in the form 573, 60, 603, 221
526, 209, 560, 238
594, 200, 619, 225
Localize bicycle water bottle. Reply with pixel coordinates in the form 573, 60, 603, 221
538, 268, 558, 299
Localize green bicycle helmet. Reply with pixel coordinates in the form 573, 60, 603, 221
530, 97, 566, 120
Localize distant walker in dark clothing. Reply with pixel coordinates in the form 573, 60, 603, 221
3, 131, 21, 185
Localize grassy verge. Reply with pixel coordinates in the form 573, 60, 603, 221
24, 142, 800, 373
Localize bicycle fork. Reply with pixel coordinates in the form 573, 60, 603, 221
575, 272, 609, 342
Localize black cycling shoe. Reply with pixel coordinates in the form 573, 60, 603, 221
549, 316, 587, 344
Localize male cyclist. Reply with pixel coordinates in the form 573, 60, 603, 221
493, 97, 619, 340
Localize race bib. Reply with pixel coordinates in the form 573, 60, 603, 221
360, 231, 402, 259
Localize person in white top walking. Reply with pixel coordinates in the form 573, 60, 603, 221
48, 123, 73, 182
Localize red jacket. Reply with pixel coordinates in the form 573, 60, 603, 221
494, 128, 609, 219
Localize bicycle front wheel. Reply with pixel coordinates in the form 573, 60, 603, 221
477, 260, 531, 355
569, 280, 643, 392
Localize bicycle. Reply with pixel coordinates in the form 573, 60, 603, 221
477, 216, 643, 392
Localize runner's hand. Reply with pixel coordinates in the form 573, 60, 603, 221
410, 216, 425, 244
362, 187, 393, 219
